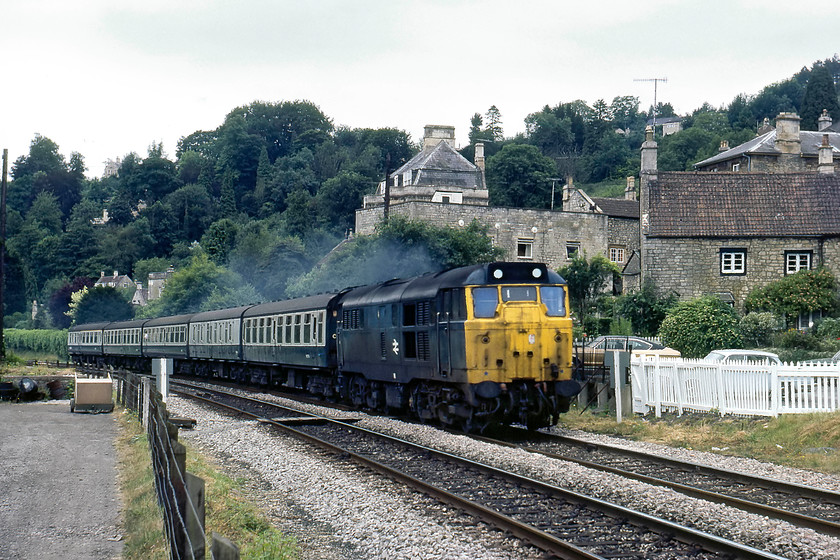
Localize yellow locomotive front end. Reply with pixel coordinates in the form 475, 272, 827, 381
461, 266, 579, 429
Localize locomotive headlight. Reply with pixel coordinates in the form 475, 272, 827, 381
554, 333, 562, 342
532, 267, 542, 278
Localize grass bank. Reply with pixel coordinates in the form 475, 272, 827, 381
558, 405, 840, 474
115, 409, 300, 560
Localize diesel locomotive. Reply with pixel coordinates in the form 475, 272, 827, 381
69, 262, 580, 431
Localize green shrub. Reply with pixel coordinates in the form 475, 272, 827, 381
609, 317, 634, 335
774, 328, 821, 350
816, 317, 840, 339
658, 296, 742, 358
740, 312, 784, 347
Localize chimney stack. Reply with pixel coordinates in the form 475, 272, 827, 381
423, 125, 456, 150
775, 112, 801, 154
474, 142, 485, 172
819, 134, 835, 174
625, 176, 636, 201
819, 109, 833, 132
719, 140, 730, 152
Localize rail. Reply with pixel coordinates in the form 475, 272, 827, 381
115, 371, 239, 560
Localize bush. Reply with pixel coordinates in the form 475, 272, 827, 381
658, 296, 742, 358
740, 312, 784, 347
816, 317, 840, 339
773, 328, 822, 351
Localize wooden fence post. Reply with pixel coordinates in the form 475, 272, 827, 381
211, 533, 240, 560
185, 472, 206, 559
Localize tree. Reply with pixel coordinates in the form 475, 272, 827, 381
468, 113, 484, 145
137, 253, 255, 317
484, 105, 504, 141
486, 144, 557, 208
658, 296, 742, 358
557, 253, 620, 323
614, 284, 677, 337
744, 268, 838, 326
72, 286, 134, 324
48, 277, 95, 329
314, 170, 372, 233
202, 219, 239, 265
800, 64, 840, 130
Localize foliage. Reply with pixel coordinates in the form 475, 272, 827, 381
557, 253, 620, 322
800, 64, 840, 130
73, 286, 135, 325
739, 312, 784, 347
816, 317, 840, 340
486, 143, 558, 208
48, 277, 96, 329
744, 268, 839, 325
613, 284, 678, 336
5, 329, 69, 359
658, 296, 742, 358
137, 253, 257, 317
773, 328, 822, 351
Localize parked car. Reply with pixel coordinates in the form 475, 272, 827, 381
581, 335, 680, 366
802, 350, 840, 365
703, 349, 782, 366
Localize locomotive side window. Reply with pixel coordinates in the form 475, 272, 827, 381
501, 286, 537, 302
472, 287, 499, 318
540, 286, 567, 317
403, 304, 416, 326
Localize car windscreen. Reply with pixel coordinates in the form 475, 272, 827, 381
472, 287, 499, 318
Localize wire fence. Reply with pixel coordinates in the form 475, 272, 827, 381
115, 371, 239, 560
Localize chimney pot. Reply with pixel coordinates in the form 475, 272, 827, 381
819, 109, 833, 132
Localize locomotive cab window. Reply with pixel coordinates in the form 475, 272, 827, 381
472, 287, 499, 318
501, 286, 537, 302
540, 286, 566, 317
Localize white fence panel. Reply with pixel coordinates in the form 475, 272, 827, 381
630, 356, 840, 417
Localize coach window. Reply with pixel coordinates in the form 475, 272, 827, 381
303, 314, 312, 344
472, 287, 498, 318
294, 315, 302, 344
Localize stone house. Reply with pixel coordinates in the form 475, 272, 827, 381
94, 270, 134, 290
130, 266, 175, 307
694, 111, 840, 174
356, 125, 639, 273
639, 126, 840, 321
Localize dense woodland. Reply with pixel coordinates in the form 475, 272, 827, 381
5, 56, 840, 328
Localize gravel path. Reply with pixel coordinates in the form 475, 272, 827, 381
167, 390, 840, 560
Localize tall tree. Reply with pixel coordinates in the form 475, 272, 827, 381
800, 64, 840, 130
484, 105, 504, 141
486, 144, 557, 208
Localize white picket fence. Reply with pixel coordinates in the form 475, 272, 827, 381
630, 356, 840, 417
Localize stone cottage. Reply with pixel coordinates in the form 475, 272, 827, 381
639, 125, 840, 321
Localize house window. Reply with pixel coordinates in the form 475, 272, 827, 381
785, 251, 811, 274
720, 249, 746, 275
517, 239, 533, 260
732, 163, 740, 172
609, 246, 626, 264
566, 242, 580, 259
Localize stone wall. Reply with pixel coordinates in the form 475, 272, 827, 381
356, 201, 629, 271
644, 236, 840, 309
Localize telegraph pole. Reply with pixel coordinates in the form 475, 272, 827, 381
1, 149, 7, 360
634, 77, 668, 130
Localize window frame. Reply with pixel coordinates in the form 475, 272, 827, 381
720, 248, 747, 275
516, 238, 534, 260
785, 250, 812, 275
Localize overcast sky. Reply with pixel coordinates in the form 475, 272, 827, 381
3, 0, 838, 178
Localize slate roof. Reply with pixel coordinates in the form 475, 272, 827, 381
695, 130, 840, 168
591, 197, 639, 219
391, 140, 483, 189
647, 172, 840, 237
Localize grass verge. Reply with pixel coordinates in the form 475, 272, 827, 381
557, 404, 840, 474
115, 409, 300, 560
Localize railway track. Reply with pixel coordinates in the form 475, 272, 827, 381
171, 379, 785, 560
479, 427, 840, 537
